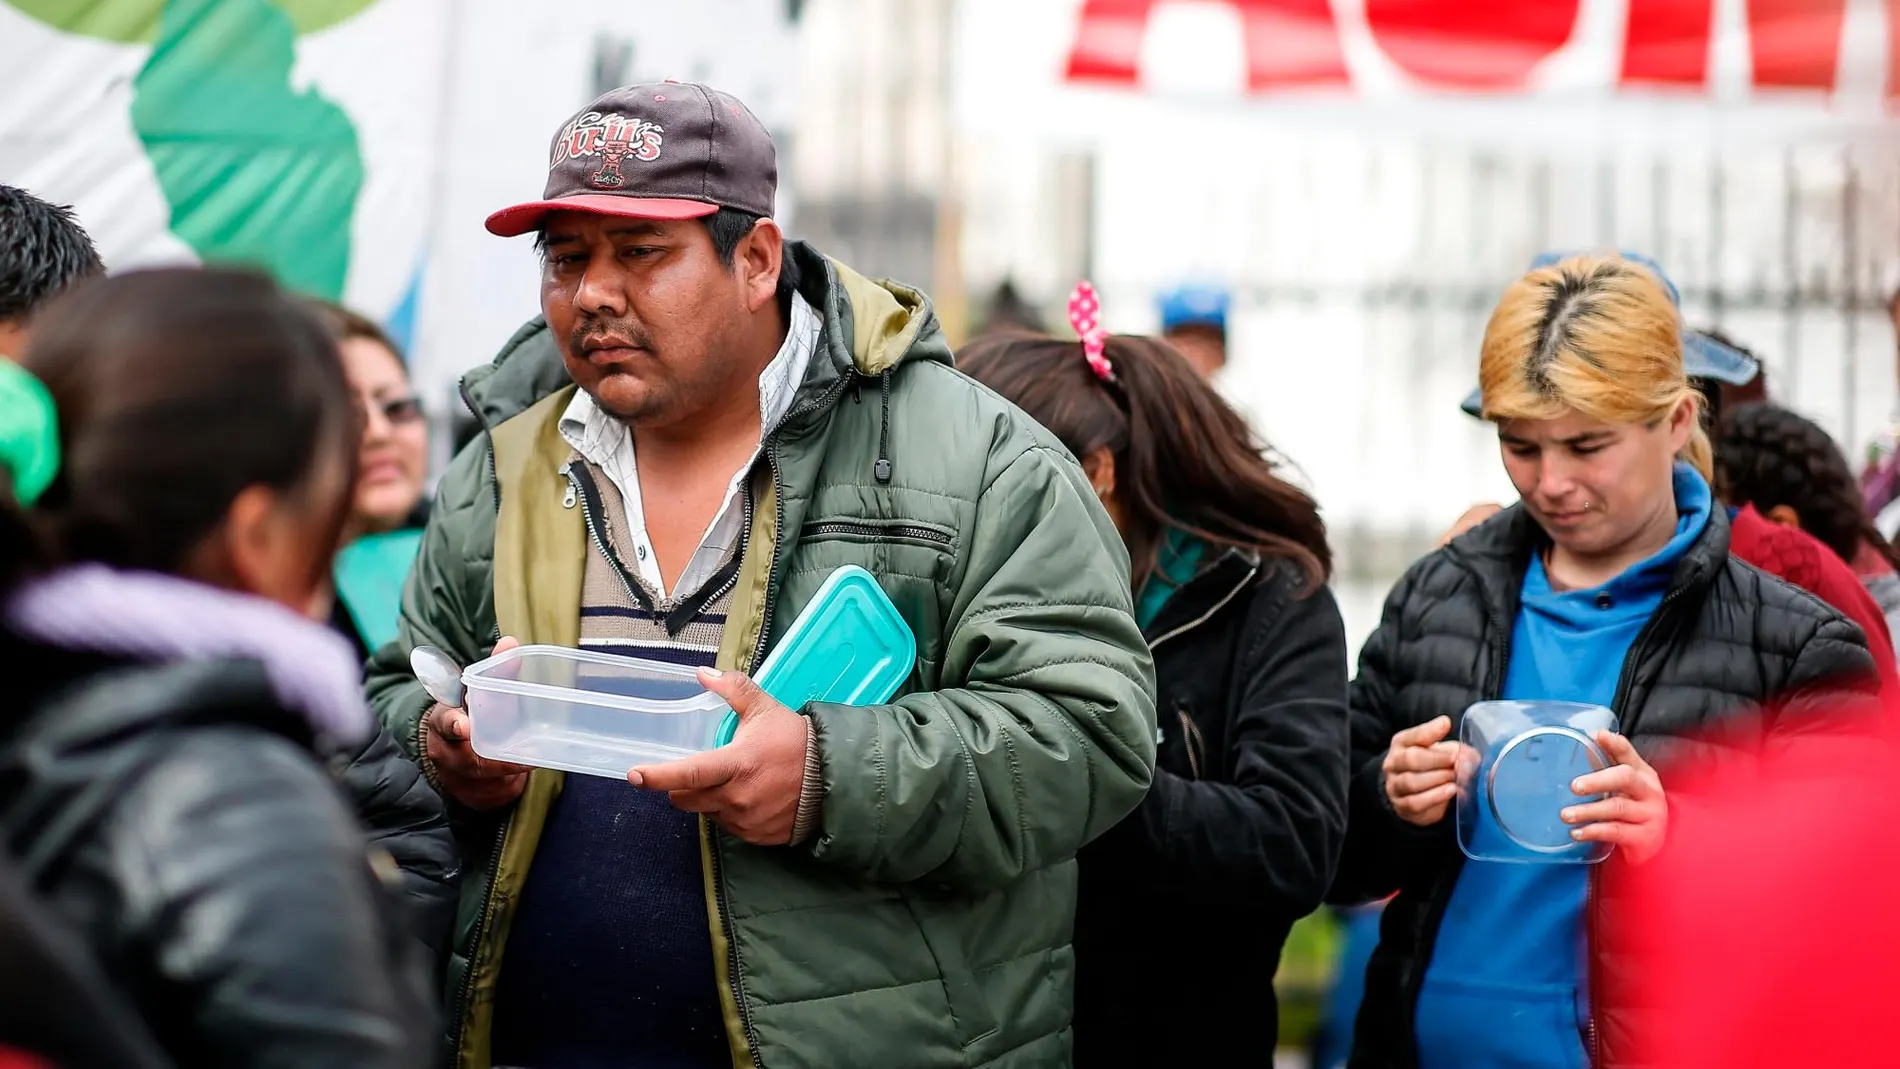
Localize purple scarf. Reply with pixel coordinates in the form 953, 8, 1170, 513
5, 565, 372, 743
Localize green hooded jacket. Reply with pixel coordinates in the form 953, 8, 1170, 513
366, 245, 1158, 1069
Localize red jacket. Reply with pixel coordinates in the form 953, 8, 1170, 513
1726, 504, 1900, 707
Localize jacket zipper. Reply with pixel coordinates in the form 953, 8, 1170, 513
1176, 705, 1206, 780
803, 520, 952, 546
674, 487, 754, 630
1147, 560, 1258, 651
563, 462, 657, 615
450, 815, 509, 1056
1581, 581, 1688, 1067
709, 371, 854, 1068
1607, 584, 1686, 736
448, 371, 508, 1057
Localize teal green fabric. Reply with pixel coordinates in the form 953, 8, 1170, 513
0, 361, 60, 506
1135, 528, 1208, 630
131, 0, 363, 299
334, 528, 423, 651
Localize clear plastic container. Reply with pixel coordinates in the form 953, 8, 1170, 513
462, 644, 731, 779
1456, 700, 1620, 864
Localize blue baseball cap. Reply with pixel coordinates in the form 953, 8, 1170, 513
1158, 284, 1230, 334
1458, 251, 1760, 419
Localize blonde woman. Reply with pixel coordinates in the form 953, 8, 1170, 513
1330, 254, 1880, 1069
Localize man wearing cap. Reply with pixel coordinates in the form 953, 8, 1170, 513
366, 82, 1157, 1069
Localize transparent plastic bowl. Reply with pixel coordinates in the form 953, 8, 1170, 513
1456, 700, 1620, 864
463, 644, 730, 779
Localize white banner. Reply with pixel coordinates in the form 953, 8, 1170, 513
0, 0, 799, 431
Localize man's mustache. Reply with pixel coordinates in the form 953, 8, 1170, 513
571, 318, 655, 355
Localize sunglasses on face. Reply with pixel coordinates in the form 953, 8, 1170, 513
359, 395, 424, 427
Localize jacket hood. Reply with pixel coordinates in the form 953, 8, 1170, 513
1446, 499, 1734, 617
459, 240, 952, 435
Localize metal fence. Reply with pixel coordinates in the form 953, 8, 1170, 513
1073, 137, 1900, 648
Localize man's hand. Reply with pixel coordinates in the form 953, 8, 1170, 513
422, 637, 532, 811
1562, 730, 1669, 864
1439, 503, 1504, 547
1384, 716, 1462, 827
628, 667, 809, 846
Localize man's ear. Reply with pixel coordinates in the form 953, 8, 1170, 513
738, 218, 785, 315
0, 318, 27, 360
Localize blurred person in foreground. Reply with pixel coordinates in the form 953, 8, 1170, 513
961, 284, 1349, 1065
365, 82, 1156, 1069
0, 268, 436, 1068
0, 185, 103, 360
1157, 282, 1229, 378
1332, 254, 1880, 1069
1607, 701, 1899, 1069
0, 849, 172, 1069
312, 302, 432, 664
1717, 401, 1900, 662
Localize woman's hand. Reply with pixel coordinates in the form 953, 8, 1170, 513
1383, 716, 1461, 827
1562, 730, 1668, 864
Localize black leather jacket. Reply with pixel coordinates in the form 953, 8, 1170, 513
0, 852, 172, 1069
0, 640, 438, 1069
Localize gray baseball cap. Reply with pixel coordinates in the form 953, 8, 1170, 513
486, 81, 776, 237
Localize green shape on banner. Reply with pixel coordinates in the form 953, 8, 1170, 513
5, 0, 380, 42
130, 0, 364, 299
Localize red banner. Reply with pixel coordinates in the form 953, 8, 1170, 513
1061, 0, 1882, 96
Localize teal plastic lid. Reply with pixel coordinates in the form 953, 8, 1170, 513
716, 565, 916, 745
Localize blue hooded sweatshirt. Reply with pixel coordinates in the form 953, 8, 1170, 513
1414, 464, 1710, 1069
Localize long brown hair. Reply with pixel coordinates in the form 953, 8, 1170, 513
307, 297, 405, 359
1, 267, 357, 597
959, 330, 1330, 593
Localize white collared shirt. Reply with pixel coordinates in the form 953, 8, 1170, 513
560, 292, 822, 601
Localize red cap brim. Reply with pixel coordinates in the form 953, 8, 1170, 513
484, 194, 719, 237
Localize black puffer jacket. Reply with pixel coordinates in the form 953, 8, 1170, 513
0, 641, 437, 1069
1074, 552, 1350, 1064
340, 723, 462, 973
1332, 504, 1880, 1069
328, 503, 461, 973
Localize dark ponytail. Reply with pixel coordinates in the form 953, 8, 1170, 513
0, 470, 46, 597
4, 267, 357, 600
959, 331, 1330, 593
1713, 402, 1900, 569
